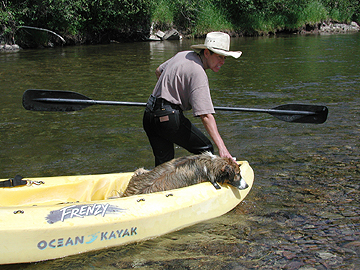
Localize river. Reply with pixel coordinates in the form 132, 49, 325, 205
0, 33, 359, 269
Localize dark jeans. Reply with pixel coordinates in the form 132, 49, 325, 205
143, 99, 214, 166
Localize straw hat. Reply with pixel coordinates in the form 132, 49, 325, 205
191, 32, 242, 59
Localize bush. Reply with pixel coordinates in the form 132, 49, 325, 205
5, 0, 153, 46
194, 0, 233, 35
151, 0, 174, 28
321, 0, 355, 23
151, 0, 233, 36
0, 1, 17, 44
221, 0, 329, 33
1, 0, 359, 47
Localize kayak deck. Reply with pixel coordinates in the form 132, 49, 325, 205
0, 161, 254, 265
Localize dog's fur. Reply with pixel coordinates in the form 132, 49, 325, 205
122, 152, 247, 197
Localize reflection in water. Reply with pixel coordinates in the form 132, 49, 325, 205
0, 33, 359, 269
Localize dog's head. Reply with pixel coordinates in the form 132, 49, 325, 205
217, 158, 248, 190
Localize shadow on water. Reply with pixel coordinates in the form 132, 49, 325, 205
0, 33, 359, 269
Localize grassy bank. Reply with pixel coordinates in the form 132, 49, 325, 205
1, 0, 359, 47
151, 0, 360, 35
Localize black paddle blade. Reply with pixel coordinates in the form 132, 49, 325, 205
23, 89, 92, 111
271, 104, 328, 124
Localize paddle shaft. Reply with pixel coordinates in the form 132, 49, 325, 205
23, 89, 328, 124
34, 97, 315, 116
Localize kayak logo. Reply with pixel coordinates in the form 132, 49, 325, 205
37, 227, 138, 251
46, 203, 125, 224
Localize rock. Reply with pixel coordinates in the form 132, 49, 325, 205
320, 21, 360, 33
317, 251, 336, 259
282, 251, 297, 259
163, 29, 181, 40
155, 30, 165, 39
147, 34, 161, 41
12, 44, 20, 50
0, 44, 22, 51
146, 28, 182, 41
351, 21, 360, 28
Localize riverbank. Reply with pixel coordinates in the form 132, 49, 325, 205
2, 0, 359, 50
1, 21, 359, 52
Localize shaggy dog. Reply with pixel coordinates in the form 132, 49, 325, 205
122, 152, 248, 197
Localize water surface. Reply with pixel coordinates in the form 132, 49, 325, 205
0, 33, 359, 269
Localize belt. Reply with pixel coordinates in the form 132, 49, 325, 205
155, 98, 181, 111
147, 96, 182, 111
146, 95, 181, 112
155, 98, 173, 106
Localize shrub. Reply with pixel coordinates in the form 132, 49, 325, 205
1, 0, 360, 46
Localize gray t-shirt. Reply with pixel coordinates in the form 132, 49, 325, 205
152, 51, 215, 116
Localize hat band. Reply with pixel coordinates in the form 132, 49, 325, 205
209, 46, 229, 52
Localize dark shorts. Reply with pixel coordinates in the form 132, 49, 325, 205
143, 97, 214, 166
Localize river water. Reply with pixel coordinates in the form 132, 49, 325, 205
0, 33, 359, 269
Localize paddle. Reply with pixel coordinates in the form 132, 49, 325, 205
22, 89, 328, 124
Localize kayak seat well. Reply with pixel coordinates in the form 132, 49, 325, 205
0, 173, 133, 206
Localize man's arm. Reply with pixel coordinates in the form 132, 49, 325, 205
200, 113, 233, 159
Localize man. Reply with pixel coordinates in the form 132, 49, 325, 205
143, 32, 242, 166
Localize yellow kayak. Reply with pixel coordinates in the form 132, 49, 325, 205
0, 161, 254, 265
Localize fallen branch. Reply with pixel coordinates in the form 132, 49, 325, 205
18, 26, 66, 44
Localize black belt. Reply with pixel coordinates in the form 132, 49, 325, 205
155, 98, 179, 108
146, 95, 181, 112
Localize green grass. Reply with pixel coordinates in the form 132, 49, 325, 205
192, 1, 234, 35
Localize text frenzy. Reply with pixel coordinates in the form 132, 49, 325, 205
60, 203, 109, 221
46, 203, 124, 224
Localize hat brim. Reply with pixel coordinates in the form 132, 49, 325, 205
191, 44, 242, 59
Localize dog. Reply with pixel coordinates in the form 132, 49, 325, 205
122, 152, 248, 197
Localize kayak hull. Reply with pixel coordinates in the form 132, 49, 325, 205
0, 161, 254, 264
